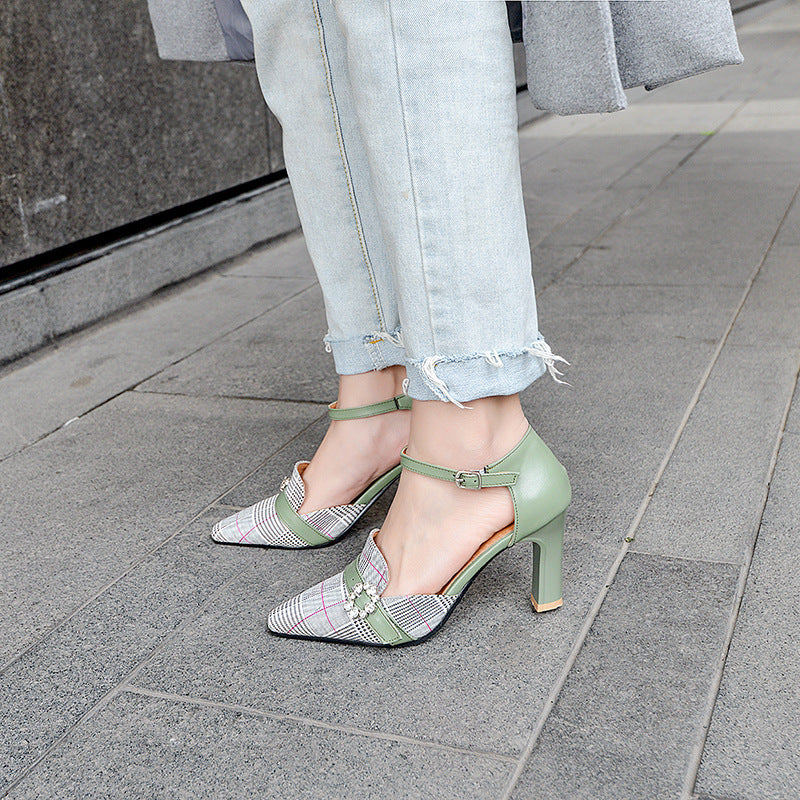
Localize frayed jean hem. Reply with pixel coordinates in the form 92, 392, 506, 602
324, 329, 406, 375
405, 338, 568, 407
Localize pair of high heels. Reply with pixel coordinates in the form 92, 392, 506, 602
212, 393, 571, 647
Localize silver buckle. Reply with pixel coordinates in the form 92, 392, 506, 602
454, 470, 484, 490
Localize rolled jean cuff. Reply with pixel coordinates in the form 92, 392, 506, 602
405, 337, 568, 406
324, 329, 406, 375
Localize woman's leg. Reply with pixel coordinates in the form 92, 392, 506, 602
321, 0, 566, 593
329, 0, 558, 404
239, 0, 412, 511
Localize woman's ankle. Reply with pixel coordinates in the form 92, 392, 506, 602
336, 365, 407, 409
406, 394, 528, 468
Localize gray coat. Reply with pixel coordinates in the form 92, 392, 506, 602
147, 0, 743, 116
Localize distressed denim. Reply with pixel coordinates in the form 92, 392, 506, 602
239, 0, 564, 404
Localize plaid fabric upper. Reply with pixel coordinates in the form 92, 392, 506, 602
211, 462, 366, 548
268, 531, 458, 644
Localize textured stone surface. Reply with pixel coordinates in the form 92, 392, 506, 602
220, 229, 315, 279
0, 228, 314, 457
217, 414, 329, 508
564, 160, 799, 289
0, 392, 321, 664
629, 343, 799, 563
0, 287, 50, 369
522, 131, 715, 293
0, 514, 258, 787
0, 0, 279, 266
138, 284, 339, 404
0, 181, 302, 366
726, 245, 800, 347
4, 692, 513, 800
694, 434, 800, 800
0, 248, 313, 459
509, 554, 739, 800
39, 182, 300, 333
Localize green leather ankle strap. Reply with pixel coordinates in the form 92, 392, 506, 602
399, 449, 518, 489
328, 393, 412, 421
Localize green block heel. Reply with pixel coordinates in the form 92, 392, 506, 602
521, 510, 566, 612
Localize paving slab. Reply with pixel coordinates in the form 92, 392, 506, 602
564, 160, 799, 289
529, 244, 587, 290
137, 284, 338, 404
0, 513, 259, 789
697, 125, 800, 167
508, 553, 739, 800
523, 133, 670, 213
694, 434, 800, 800
4, 692, 513, 800
131, 527, 615, 757
0, 392, 321, 665
726, 245, 800, 347
0, 260, 314, 459
526, 133, 711, 291
629, 343, 797, 564
217, 414, 330, 508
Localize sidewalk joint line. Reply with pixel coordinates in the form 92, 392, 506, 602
679, 350, 800, 800
0, 410, 327, 677
131, 388, 331, 406
0, 566, 250, 797
623, 549, 741, 567
121, 685, 518, 765
500, 171, 800, 800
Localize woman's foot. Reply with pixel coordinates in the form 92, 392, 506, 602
376, 394, 529, 596
265, 394, 571, 645
298, 365, 410, 513
211, 365, 410, 548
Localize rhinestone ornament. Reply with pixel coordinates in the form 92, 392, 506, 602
343, 581, 381, 621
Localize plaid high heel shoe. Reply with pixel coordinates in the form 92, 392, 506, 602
211, 394, 412, 549
266, 424, 571, 646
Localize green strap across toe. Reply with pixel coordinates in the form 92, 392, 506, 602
211, 393, 411, 549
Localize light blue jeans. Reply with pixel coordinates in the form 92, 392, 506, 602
239, 0, 565, 405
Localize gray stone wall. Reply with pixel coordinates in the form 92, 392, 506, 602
0, 0, 282, 268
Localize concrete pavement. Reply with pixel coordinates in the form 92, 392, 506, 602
1, 3, 799, 798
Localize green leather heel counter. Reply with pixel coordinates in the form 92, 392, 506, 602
491, 427, 571, 542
